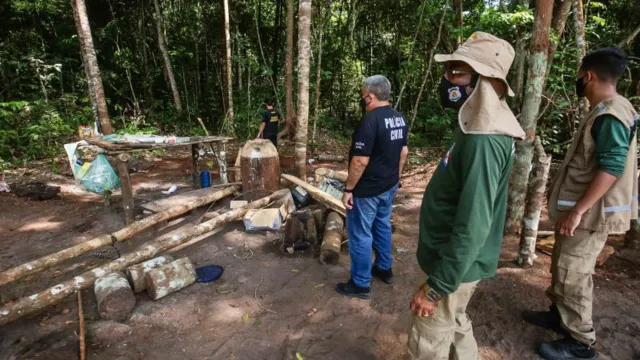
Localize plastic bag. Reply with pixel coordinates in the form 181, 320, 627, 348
64, 142, 121, 194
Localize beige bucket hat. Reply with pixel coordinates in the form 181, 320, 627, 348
434, 31, 516, 97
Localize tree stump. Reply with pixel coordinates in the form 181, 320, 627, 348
94, 272, 135, 321
320, 212, 344, 265
145, 257, 197, 300
125, 255, 174, 293
283, 216, 306, 250
305, 217, 318, 245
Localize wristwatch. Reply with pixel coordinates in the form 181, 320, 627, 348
343, 188, 353, 193
421, 283, 442, 303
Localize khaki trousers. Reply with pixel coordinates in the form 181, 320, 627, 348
546, 229, 607, 345
407, 281, 480, 360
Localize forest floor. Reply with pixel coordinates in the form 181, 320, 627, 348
1, 142, 640, 360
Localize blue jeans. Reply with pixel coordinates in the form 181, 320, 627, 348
347, 184, 398, 288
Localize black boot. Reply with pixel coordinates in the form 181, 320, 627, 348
538, 337, 597, 360
336, 279, 371, 300
522, 304, 568, 335
371, 266, 394, 284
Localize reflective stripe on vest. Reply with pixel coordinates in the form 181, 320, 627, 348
557, 200, 632, 213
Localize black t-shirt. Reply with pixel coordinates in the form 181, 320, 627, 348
348, 105, 408, 198
262, 109, 281, 138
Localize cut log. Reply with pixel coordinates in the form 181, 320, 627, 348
314, 168, 348, 183
0, 185, 240, 287
304, 217, 318, 245
145, 258, 197, 300
281, 174, 346, 216
320, 212, 344, 265
94, 272, 135, 321
125, 255, 175, 293
317, 154, 345, 162
283, 216, 305, 249
0, 191, 278, 326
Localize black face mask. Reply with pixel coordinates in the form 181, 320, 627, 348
360, 95, 371, 114
575, 76, 587, 98
438, 76, 476, 109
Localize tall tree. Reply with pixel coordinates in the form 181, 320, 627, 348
574, 0, 589, 118
513, 0, 529, 109
71, 0, 113, 135
505, 0, 554, 234
295, 0, 312, 179
312, 1, 326, 143
223, 0, 234, 121
285, 0, 296, 137
153, 0, 182, 111
546, 0, 573, 77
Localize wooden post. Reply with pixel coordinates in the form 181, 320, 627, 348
94, 271, 136, 321
320, 212, 344, 265
126, 255, 174, 293
518, 138, 552, 267
0, 185, 240, 287
145, 257, 197, 300
192, 143, 200, 188
77, 291, 86, 360
0, 192, 280, 326
116, 153, 135, 224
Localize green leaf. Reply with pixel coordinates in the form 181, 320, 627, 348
242, 312, 250, 324
296, 353, 304, 360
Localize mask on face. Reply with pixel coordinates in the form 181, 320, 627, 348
575, 76, 588, 98
360, 95, 371, 114
438, 76, 476, 110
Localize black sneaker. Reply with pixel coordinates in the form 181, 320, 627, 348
538, 337, 598, 360
336, 279, 371, 300
522, 304, 568, 335
371, 266, 394, 284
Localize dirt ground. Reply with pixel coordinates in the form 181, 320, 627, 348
1, 147, 639, 360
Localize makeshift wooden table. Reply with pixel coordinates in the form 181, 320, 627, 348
83, 136, 234, 224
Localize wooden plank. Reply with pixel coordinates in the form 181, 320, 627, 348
281, 174, 346, 216
141, 186, 232, 213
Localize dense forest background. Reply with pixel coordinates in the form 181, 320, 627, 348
1, 0, 639, 166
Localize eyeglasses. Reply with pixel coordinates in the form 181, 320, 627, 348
446, 69, 477, 77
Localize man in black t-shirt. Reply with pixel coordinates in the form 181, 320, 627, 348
256, 100, 282, 147
336, 75, 409, 299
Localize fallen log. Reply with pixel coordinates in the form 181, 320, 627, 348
314, 168, 348, 184
281, 174, 346, 216
0, 192, 276, 326
320, 212, 344, 265
125, 255, 175, 293
94, 272, 135, 321
146, 258, 197, 300
0, 185, 240, 287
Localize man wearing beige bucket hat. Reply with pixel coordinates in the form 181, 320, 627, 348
407, 32, 525, 360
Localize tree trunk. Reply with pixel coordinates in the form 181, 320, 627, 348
0, 185, 240, 287
409, 5, 447, 133
625, 219, 640, 249
0, 193, 280, 326
574, 0, 589, 118
294, 0, 312, 180
518, 137, 552, 267
455, 0, 464, 46
505, 0, 554, 234
513, 0, 529, 109
223, 0, 234, 121
71, 0, 113, 135
617, 24, 640, 48
285, 0, 296, 138
545, 0, 572, 78
312, 3, 325, 143
152, 0, 182, 111
320, 212, 344, 265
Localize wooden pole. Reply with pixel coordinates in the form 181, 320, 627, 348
77, 291, 86, 360
0, 193, 277, 326
116, 153, 135, 224
0, 185, 240, 287
281, 174, 346, 216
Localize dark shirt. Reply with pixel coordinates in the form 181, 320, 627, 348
348, 105, 408, 198
262, 109, 281, 138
